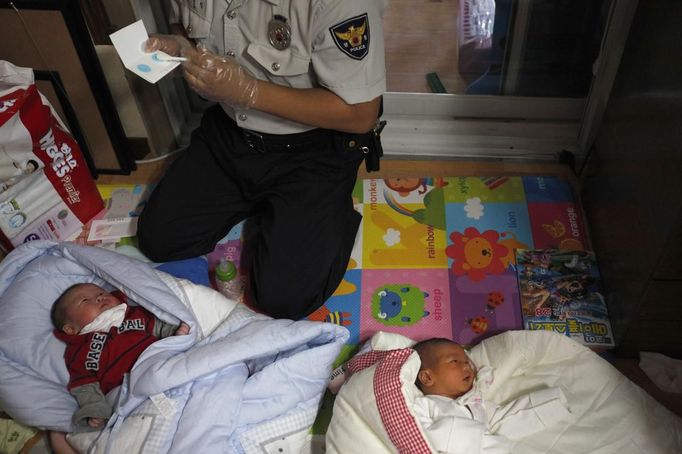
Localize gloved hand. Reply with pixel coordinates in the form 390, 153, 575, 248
181, 46, 259, 109
144, 34, 194, 57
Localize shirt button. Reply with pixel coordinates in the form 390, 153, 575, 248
226, 50, 235, 57
187, 25, 193, 33
227, 10, 237, 19
238, 113, 248, 121
271, 62, 281, 72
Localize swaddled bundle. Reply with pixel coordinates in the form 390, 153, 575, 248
0, 241, 349, 453
326, 331, 682, 454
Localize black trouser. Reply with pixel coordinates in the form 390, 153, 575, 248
137, 105, 365, 319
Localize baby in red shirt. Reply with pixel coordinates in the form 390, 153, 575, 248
52, 283, 189, 430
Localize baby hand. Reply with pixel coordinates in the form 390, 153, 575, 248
174, 322, 190, 336
88, 417, 105, 428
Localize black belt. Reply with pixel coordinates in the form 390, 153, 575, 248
242, 127, 334, 153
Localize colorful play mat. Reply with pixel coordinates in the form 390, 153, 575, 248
206, 176, 588, 349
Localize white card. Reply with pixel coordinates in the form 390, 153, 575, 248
87, 217, 138, 242
109, 20, 181, 83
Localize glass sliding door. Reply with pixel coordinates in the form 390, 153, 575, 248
381, 0, 638, 162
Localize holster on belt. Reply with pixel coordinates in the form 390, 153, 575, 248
363, 119, 386, 172
364, 96, 386, 172
339, 119, 386, 172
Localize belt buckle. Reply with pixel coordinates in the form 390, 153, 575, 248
243, 130, 266, 153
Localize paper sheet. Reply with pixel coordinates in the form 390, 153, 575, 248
87, 217, 138, 242
109, 20, 181, 83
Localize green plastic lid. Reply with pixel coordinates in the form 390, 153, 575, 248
215, 259, 237, 281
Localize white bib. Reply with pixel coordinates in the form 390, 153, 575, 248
79, 303, 128, 334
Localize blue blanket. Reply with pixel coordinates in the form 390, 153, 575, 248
0, 241, 348, 453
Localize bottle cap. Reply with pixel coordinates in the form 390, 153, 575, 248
215, 258, 237, 281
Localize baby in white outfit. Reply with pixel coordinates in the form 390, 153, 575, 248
412, 338, 571, 453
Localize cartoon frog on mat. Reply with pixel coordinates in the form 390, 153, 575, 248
371, 284, 430, 326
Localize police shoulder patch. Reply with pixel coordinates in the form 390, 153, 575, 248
329, 13, 370, 61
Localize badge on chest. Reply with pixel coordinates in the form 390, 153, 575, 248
268, 14, 291, 50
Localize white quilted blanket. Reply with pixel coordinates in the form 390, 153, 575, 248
326, 330, 682, 453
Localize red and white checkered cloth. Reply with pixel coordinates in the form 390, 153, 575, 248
347, 349, 432, 454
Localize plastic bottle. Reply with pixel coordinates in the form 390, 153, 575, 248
215, 258, 243, 300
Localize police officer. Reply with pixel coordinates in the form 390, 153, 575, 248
137, 0, 387, 320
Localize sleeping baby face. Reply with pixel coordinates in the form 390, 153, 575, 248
417, 342, 476, 399
60, 283, 123, 335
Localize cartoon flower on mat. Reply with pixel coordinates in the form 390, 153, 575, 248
383, 227, 401, 246
464, 197, 484, 220
446, 227, 508, 281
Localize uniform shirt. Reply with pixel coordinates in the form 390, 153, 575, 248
54, 304, 164, 394
169, 0, 388, 134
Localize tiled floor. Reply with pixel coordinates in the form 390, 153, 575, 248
611, 358, 682, 418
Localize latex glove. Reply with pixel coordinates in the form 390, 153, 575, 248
144, 34, 193, 58
182, 47, 259, 109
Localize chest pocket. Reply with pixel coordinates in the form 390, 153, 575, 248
179, 3, 211, 39
246, 43, 310, 77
